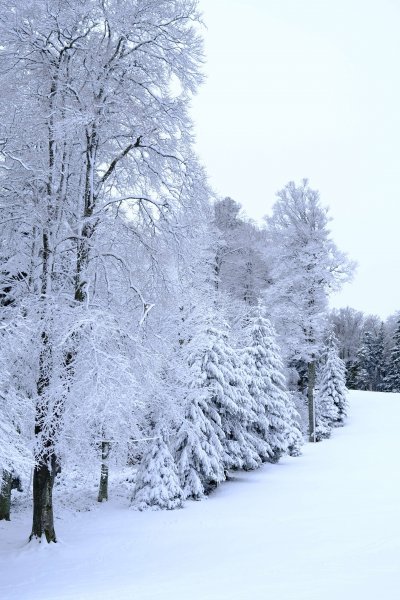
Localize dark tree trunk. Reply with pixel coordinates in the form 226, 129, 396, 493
97, 441, 110, 502
30, 457, 57, 543
0, 471, 12, 521
30, 328, 57, 543
308, 361, 316, 442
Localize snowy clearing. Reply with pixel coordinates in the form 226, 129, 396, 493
1, 390, 400, 600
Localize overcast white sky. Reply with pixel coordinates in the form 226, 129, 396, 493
191, 0, 400, 319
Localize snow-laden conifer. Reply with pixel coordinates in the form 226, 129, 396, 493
320, 335, 348, 425
132, 429, 183, 511
286, 393, 304, 457
175, 392, 225, 499
198, 320, 260, 471
314, 398, 336, 441
241, 307, 303, 462
173, 309, 227, 498
385, 319, 400, 392
354, 326, 386, 391
315, 335, 348, 439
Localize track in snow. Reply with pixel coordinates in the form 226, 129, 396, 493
1, 390, 400, 600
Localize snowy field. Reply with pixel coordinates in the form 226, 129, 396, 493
1, 390, 400, 600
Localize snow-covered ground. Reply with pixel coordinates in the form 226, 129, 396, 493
1, 390, 400, 600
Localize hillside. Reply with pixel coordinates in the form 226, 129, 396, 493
1, 391, 399, 600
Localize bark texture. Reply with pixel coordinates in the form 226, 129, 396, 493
30, 329, 57, 543
97, 441, 110, 502
30, 457, 57, 543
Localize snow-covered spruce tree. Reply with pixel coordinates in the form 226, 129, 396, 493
205, 320, 262, 472
0, 0, 204, 541
175, 391, 225, 500
372, 323, 386, 391
173, 309, 227, 498
314, 400, 334, 441
354, 346, 370, 391
176, 299, 260, 475
132, 429, 183, 511
241, 307, 303, 462
313, 354, 337, 441
264, 180, 354, 442
355, 332, 374, 391
385, 319, 400, 392
354, 324, 386, 391
315, 335, 348, 435
286, 393, 304, 457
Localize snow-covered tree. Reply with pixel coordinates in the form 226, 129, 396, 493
175, 393, 225, 500
0, 0, 205, 541
0, 308, 35, 520
385, 319, 400, 392
286, 394, 304, 457
359, 323, 386, 392
373, 324, 386, 391
354, 338, 371, 391
264, 180, 354, 442
187, 316, 260, 473
213, 197, 269, 305
171, 300, 228, 497
315, 335, 347, 439
60, 309, 142, 504
132, 429, 183, 511
330, 307, 365, 388
241, 307, 303, 462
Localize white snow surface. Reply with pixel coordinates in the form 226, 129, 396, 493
1, 390, 400, 600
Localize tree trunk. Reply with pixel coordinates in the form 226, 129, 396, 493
0, 471, 12, 521
97, 441, 110, 502
30, 456, 57, 543
308, 361, 316, 442
30, 328, 57, 543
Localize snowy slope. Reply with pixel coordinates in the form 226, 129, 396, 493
1, 390, 400, 600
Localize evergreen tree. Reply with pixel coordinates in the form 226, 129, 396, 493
355, 332, 374, 390
316, 335, 348, 433
242, 307, 303, 462
200, 321, 260, 472
372, 323, 386, 391
385, 319, 400, 392
175, 396, 225, 499
314, 400, 334, 441
174, 334, 226, 498
286, 394, 304, 457
355, 327, 386, 392
132, 430, 183, 511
